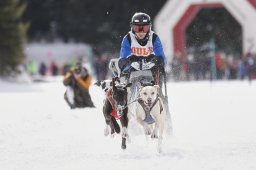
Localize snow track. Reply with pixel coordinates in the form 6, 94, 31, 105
0, 78, 256, 170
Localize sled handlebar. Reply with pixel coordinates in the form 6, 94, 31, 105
128, 55, 156, 62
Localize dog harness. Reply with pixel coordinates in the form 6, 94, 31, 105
106, 88, 121, 119
138, 96, 163, 124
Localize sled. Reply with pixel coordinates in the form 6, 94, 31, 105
109, 57, 172, 135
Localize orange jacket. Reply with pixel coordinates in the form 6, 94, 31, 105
76, 75, 92, 89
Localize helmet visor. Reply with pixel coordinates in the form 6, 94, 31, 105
131, 25, 150, 33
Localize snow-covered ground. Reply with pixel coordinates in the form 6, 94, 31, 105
0, 77, 256, 170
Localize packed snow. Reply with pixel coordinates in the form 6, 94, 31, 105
0, 77, 256, 170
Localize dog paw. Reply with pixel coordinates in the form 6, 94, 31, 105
144, 128, 152, 135
104, 127, 109, 136
151, 133, 158, 139
111, 133, 115, 138
157, 138, 163, 153
122, 133, 128, 138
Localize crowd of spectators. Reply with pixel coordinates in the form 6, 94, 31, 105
23, 54, 111, 81
23, 50, 256, 83
169, 51, 256, 82
25, 57, 61, 77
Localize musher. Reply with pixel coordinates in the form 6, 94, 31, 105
110, 12, 166, 87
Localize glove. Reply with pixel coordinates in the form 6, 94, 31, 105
118, 58, 130, 71
128, 55, 139, 62
147, 54, 155, 60
129, 54, 156, 62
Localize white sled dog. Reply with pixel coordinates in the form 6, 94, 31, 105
136, 84, 166, 153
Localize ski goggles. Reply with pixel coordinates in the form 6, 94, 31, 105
131, 25, 150, 33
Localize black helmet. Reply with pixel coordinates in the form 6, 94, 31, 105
130, 12, 151, 26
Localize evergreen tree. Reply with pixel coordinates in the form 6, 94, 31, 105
0, 0, 28, 76
22, 0, 167, 55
